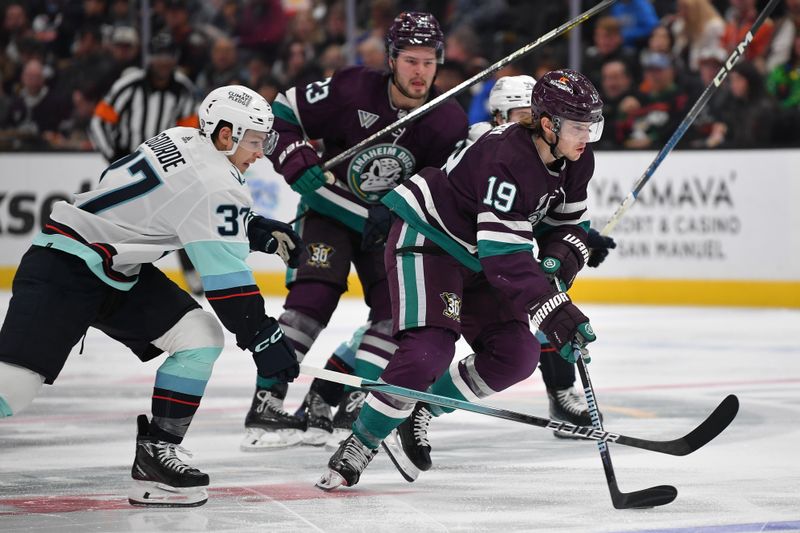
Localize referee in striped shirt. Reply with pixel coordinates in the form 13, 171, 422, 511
90, 32, 199, 162
90, 32, 204, 295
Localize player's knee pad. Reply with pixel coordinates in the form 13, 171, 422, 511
152, 309, 224, 381
477, 322, 539, 386
278, 309, 325, 361
0, 362, 45, 416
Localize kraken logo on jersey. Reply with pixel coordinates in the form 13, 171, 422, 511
307, 243, 335, 268
347, 143, 416, 203
440, 292, 461, 322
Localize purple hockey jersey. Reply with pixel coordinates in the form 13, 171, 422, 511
269, 66, 468, 231
382, 122, 595, 313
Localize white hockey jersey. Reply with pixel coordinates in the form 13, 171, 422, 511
35, 127, 254, 293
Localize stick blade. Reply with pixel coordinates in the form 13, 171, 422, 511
677, 394, 739, 455
612, 485, 677, 509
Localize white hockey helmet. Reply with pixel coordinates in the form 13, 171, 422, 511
488, 75, 536, 122
198, 85, 278, 156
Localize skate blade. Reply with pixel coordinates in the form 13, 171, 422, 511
315, 469, 347, 491
381, 432, 420, 482
324, 429, 349, 452
240, 427, 304, 451
302, 427, 333, 446
128, 481, 208, 507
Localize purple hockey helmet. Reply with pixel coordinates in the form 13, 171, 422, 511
531, 69, 604, 142
386, 11, 444, 64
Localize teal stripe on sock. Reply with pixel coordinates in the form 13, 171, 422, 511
257, 376, 280, 389
352, 403, 404, 448
354, 359, 385, 381
0, 396, 13, 417
428, 370, 468, 416
154, 371, 208, 396
158, 348, 220, 381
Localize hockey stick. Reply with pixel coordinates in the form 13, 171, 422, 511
320, 0, 617, 172
600, 0, 782, 237
300, 364, 739, 457
576, 354, 677, 508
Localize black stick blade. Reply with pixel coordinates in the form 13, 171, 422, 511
618, 394, 739, 456
612, 484, 678, 509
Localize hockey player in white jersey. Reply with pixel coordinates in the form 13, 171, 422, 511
0, 85, 303, 507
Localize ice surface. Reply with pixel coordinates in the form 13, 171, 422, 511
1, 293, 799, 532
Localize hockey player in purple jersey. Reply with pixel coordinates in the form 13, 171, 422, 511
476, 75, 617, 440
241, 12, 468, 451
317, 69, 605, 490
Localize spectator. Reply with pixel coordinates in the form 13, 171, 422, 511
162, 0, 209, 80
582, 16, 639, 91
210, 0, 240, 37
445, 25, 485, 76
196, 36, 242, 95
318, 43, 346, 78
254, 73, 280, 103
688, 46, 730, 146
598, 59, 635, 149
721, 0, 775, 72
671, 0, 725, 72
704, 60, 775, 147
609, 0, 660, 48
2, 3, 33, 65
54, 24, 115, 97
44, 85, 100, 151
434, 61, 470, 111
237, 0, 287, 62
765, 0, 800, 72
2, 58, 69, 149
619, 51, 689, 149
272, 39, 319, 87
357, 36, 387, 71
766, 33, 800, 144
106, 25, 140, 84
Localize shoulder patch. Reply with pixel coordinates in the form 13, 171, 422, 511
358, 109, 380, 129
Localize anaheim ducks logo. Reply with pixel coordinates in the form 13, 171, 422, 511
347, 143, 416, 204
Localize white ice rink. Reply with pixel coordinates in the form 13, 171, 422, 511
1, 293, 799, 532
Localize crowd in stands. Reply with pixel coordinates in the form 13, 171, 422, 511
1, 0, 799, 152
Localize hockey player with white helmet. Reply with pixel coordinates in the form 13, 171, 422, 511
0, 85, 303, 507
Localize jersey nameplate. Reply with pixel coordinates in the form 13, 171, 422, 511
144, 132, 187, 173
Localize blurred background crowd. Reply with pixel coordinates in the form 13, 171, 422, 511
1, 0, 798, 153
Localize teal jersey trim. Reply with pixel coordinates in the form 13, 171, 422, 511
477, 240, 532, 258
302, 192, 366, 232
31, 233, 136, 291
534, 219, 591, 239
183, 240, 253, 290
382, 189, 482, 272
272, 101, 301, 126
0, 396, 13, 417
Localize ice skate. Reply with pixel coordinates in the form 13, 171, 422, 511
547, 385, 603, 439
301, 390, 333, 446
241, 386, 305, 451
129, 415, 209, 507
325, 390, 366, 451
316, 433, 377, 491
381, 402, 433, 482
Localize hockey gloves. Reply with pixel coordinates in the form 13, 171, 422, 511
538, 227, 590, 289
361, 205, 393, 251
586, 228, 616, 268
249, 318, 299, 382
247, 214, 304, 268
290, 165, 328, 194
529, 290, 596, 364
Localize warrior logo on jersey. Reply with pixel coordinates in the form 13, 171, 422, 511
306, 243, 335, 268
348, 143, 415, 203
440, 292, 462, 322
358, 109, 380, 129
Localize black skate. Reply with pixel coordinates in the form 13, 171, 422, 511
301, 390, 333, 446
316, 433, 377, 491
547, 385, 604, 439
129, 415, 209, 507
241, 386, 305, 451
325, 390, 366, 451
381, 402, 433, 482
